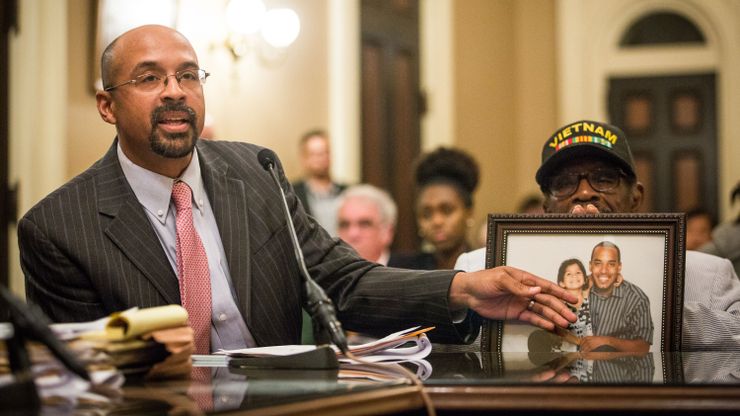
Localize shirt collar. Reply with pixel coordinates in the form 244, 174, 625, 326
117, 143, 206, 224
377, 250, 390, 266
590, 279, 626, 299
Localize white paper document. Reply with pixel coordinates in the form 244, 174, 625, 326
215, 326, 433, 363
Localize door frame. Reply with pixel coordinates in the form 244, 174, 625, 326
557, 0, 739, 219
327, 0, 454, 184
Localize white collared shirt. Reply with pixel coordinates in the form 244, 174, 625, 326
117, 143, 256, 350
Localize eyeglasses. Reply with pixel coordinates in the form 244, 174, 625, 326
104, 69, 210, 92
547, 168, 625, 199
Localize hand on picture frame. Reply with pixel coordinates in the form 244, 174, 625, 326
449, 266, 578, 331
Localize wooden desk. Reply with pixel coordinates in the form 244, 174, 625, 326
426, 385, 740, 414
120, 382, 424, 416
18, 351, 740, 415
423, 351, 740, 415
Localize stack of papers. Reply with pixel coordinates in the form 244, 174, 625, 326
215, 326, 434, 381
216, 326, 433, 363
51, 305, 194, 379
1, 305, 195, 410
0, 329, 124, 411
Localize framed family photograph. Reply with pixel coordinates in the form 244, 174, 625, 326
480, 213, 685, 355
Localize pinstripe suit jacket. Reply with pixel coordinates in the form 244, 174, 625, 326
19, 139, 476, 346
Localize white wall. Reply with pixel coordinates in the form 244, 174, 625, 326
558, 0, 740, 221
8, 0, 68, 297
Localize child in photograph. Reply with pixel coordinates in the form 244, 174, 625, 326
557, 258, 593, 340
528, 258, 594, 354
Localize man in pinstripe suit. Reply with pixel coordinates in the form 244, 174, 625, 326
17, 25, 578, 352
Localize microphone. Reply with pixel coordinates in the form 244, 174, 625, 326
257, 149, 350, 354
1, 286, 90, 381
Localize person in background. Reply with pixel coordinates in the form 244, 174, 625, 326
390, 147, 479, 270
292, 129, 347, 236
517, 194, 545, 214
477, 193, 546, 248
336, 184, 397, 265
699, 182, 740, 276
454, 119, 740, 351
686, 207, 715, 251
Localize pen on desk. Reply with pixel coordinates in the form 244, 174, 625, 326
405, 327, 436, 338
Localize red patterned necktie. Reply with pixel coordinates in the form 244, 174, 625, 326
172, 181, 212, 354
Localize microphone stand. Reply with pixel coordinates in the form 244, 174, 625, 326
258, 150, 349, 354
1, 286, 90, 410
230, 150, 347, 371
1, 324, 39, 411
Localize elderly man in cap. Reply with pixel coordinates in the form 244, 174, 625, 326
456, 120, 740, 351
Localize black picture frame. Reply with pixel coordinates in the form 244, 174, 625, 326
480, 213, 685, 357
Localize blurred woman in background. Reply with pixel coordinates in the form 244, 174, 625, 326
389, 147, 479, 270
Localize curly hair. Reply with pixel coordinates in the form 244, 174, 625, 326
414, 147, 480, 208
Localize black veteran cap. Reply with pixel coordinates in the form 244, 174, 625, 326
535, 120, 636, 187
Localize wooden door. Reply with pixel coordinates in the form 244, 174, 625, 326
608, 74, 718, 218
360, 0, 421, 254
0, 1, 16, 319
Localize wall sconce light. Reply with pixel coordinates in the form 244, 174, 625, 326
222, 0, 301, 61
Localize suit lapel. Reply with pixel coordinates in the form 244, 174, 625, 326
198, 143, 253, 327
96, 142, 180, 305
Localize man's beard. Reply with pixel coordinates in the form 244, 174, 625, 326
149, 103, 199, 158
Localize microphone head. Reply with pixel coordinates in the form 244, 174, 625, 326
257, 149, 278, 171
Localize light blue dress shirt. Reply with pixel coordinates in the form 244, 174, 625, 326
117, 144, 257, 351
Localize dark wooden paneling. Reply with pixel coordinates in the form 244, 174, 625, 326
609, 74, 717, 218
360, 0, 420, 253
1, 0, 17, 318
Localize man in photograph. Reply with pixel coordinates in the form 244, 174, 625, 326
583, 241, 652, 353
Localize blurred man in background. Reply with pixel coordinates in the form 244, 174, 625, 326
292, 129, 347, 236
699, 182, 740, 275
337, 185, 397, 265
685, 208, 715, 251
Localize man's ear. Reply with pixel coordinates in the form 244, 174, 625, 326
96, 91, 117, 125
630, 181, 645, 212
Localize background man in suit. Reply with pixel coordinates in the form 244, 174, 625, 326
337, 184, 397, 265
17, 25, 577, 353
291, 129, 346, 236
455, 119, 740, 351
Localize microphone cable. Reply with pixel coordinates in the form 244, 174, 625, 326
342, 349, 436, 416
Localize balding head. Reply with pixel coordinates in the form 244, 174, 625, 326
100, 25, 194, 90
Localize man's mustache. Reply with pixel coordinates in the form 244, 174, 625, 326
150, 103, 197, 125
